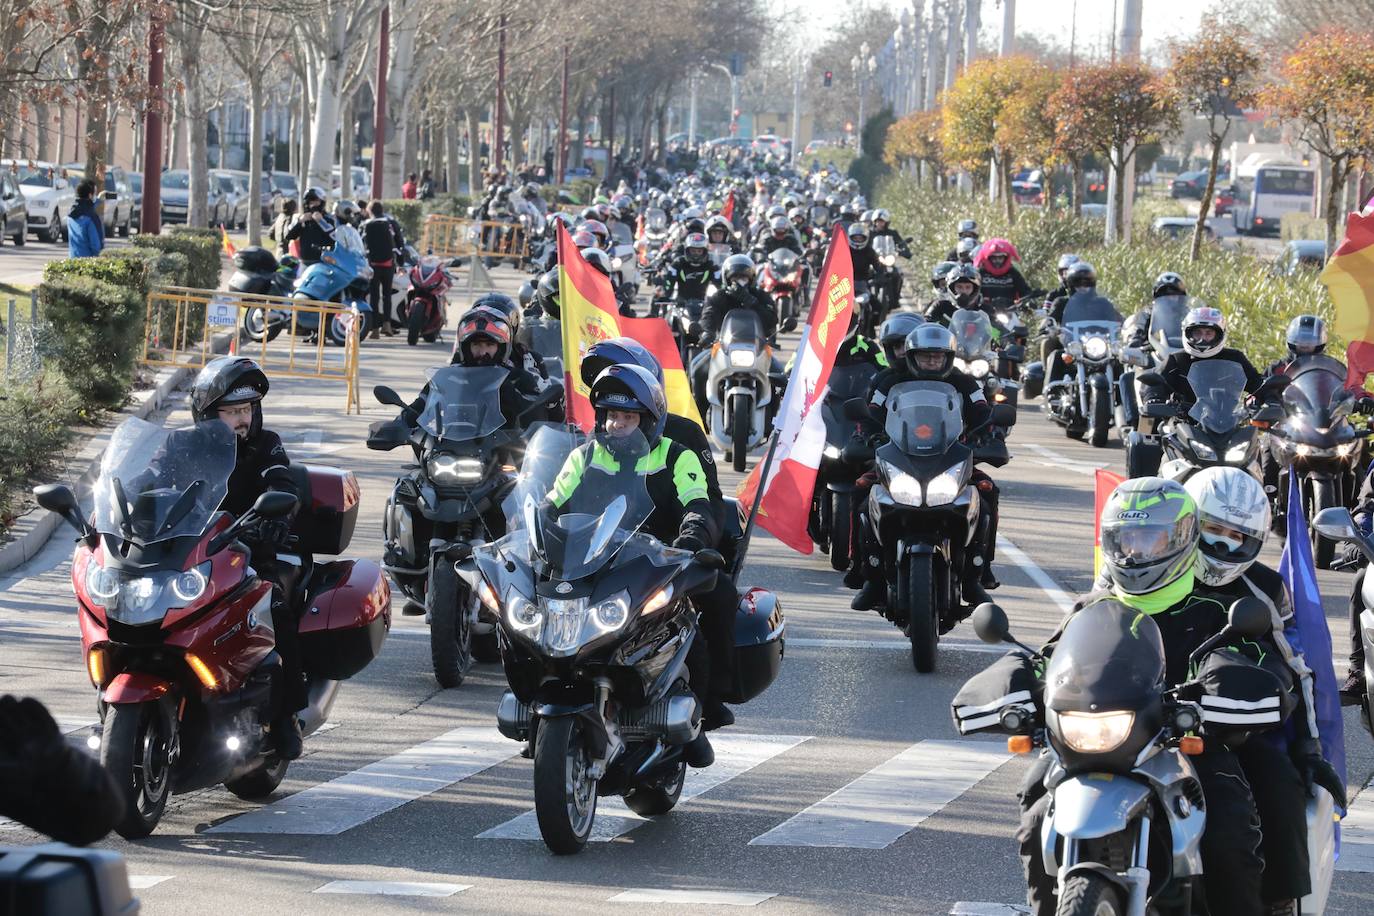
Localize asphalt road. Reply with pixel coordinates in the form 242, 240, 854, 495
0, 233, 130, 291
2, 264, 1372, 915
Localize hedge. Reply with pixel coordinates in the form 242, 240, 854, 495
0, 372, 82, 525
106, 247, 190, 291
37, 274, 145, 406
380, 199, 425, 242
133, 231, 220, 290
43, 255, 146, 292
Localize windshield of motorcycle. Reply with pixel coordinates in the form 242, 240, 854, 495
417, 365, 509, 442
720, 309, 764, 351
949, 308, 994, 359
519, 319, 562, 362
872, 236, 896, 257
333, 223, 365, 256
809, 205, 829, 225
1285, 355, 1353, 422
93, 417, 237, 543
884, 380, 964, 455
708, 243, 732, 267
646, 208, 668, 232
768, 248, 799, 274
1147, 295, 1192, 354
1045, 600, 1167, 712
505, 426, 654, 581
1186, 360, 1248, 434
1062, 291, 1123, 331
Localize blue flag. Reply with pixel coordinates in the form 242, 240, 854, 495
1278, 472, 1347, 799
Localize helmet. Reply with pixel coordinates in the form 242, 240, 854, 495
332, 200, 359, 225
549, 211, 576, 232
839, 200, 859, 220
847, 222, 870, 249
945, 264, 982, 310
684, 232, 709, 262
604, 205, 622, 224
1184, 467, 1269, 587
872, 207, 891, 228
1099, 477, 1199, 596
1056, 253, 1081, 277
581, 247, 613, 277
302, 186, 327, 210
769, 215, 789, 238
191, 356, 269, 436
879, 312, 924, 364
518, 280, 535, 309
722, 253, 755, 287
1064, 261, 1097, 290
580, 219, 610, 248
681, 206, 705, 221
1152, 271, 1187, 299
580, 337, 663, 388
1182, 306, 1226, 358
571, 229, 597, 250
705, 215, 732, 242
788, 206, 806, 226
580, 206, 599, 222
472, 292, 520, 337
591, 364, 667, 459
684, 217, 707, 236
536, 269, 561, 320
1285, 315, 1328, 358
455, 310, 512, 366
957, 218, 979, 239
766, 204, 786, 220
930, 260, 958, 291
904, 323, 957, 380
974, 238, 1017, 277
955, 237, 979, 262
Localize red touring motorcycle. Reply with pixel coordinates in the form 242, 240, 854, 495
35, 417, 390, 838
400, 257, 453, 346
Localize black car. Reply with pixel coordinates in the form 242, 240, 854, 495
1169, 170, 1207, 200
0, 171, 28, 246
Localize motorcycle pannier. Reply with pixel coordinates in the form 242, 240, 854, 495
299, 559, 391, 680
233, 246, 278, 273
951, 651, 1039, 735
723, 587, 784, 704
288, 465, 360, 556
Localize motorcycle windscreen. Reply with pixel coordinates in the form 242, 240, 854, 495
872, 236, 895, 257
1186, 360, 1248, 434
823, 363, 881, 439
720, 309, 764, 350
519, 319, 563, 362
93, 417, 236, 543
883, 380, 963, 456
767, 248, 799, 274
1061, 291, 1123, 330
809, 205, 829, 225
417, 365, 509, 442
1044, 600, 1167, 713
949, 308, 994, 359
1147, 294, 1193, 356
1285, 355, 1354, 427
708, 243, 732, 268
645, 208, 669, 232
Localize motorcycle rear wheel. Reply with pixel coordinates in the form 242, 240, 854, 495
623, 760, 687, 816
428, 562, 472, 688
900, 552, 938, 674
102, 699, 176, 839
224, 755, 289, 799
533, 716, 598, 854
828, 490, 852, 572
1055, 872, 1125, 916
731, 396, 750, 473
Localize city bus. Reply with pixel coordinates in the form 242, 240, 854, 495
1232, 160, 1315, 237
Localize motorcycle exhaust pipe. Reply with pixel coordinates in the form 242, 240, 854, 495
497, 690, 531, 741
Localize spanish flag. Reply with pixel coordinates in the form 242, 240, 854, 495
221, 226, 237, 258
1093, 469, 1125, 576
555, 222, 701, 431
1320, 203, 1374, 389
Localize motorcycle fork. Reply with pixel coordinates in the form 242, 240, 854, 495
1058, 815, 1152, 916
1076, 363, 1089, 418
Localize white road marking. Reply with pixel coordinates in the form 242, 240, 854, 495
786, 637, 1004, 654
748, 739, 1011, 849
950, 904, 1031, 915
56, 717, 97, 735
206, 726, 515, 835
314, 880, 471, 897
128, 875, 174, 890
1019, 443, 1107, 476
996, 535, 1076, 615
1336, 776, 1374, 872
477, 733, 809, 842
609, 889, 777, 906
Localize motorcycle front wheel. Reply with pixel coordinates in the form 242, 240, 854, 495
406, 300, 426, 346
533, 716, 598, 854
1309, 477, 1337, 569
1055, 872, 1125, 916
900, 552, 938, 674
428, 562, 472, 688
828, 490, 852, 572
1089, 384, 1111, 448
731, 395, 751, 473
102, 698, 177, 838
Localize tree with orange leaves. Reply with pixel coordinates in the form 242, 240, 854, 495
885, 109, 944, 187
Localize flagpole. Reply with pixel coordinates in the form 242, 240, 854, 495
732, 427, 782, 578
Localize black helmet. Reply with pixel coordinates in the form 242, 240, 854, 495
1056, 252, 1081, 277
945, 263, 982, 310
1152, 271, 1186, 299
518, 280, 536, 310
1065, 261, 1097, 290
1285, 314, 1328, 358
580, 337, 663, 388
191, 356, 270, 437
590, 364, 667, 459
905, 324, 957, 379
879, 312, 924, 365
581, 247, 613, 277
454, 310, 512, 366
472, 291, 520, 337
957, 218, 979, 239
722, 253, 755, 287
930, 260, 958, 291
536, 269, 561, 320
302, 186, 327, 210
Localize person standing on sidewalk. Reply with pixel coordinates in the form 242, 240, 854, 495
363, 200, 400, 337
66, 179, 105, 258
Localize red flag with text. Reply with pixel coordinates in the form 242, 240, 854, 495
736, 227, 854, 553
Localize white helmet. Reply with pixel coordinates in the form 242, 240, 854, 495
1183, 467, 1269, 586
1181, 305, 1226, 359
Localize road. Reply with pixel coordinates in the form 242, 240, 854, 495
2, 264, 1372, 915
0, 233, 131, 291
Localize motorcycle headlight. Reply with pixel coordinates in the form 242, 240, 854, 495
427, 453, 484, 482
505, 592, 542, 633
611, 257, 623, 270
1224, 440, 1252, 463
729, 347, 756, 368
1295, 443, 1334, 458
1338, 440, 1361, 458
1083, 336, 1109, 360
881, 459, 924, 506
924, 465, 964, 506
1066, 340, 1084, 358
593, 591, 631, 630
170, 564, 209, 604
881, 254, 895, 266
1190, 438, 1218, 461
83, 555, 120, 604
967, 358, 991, 379
823, 444, 842, 460
1057, 710, 1135, 753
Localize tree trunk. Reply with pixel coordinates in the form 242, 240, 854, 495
57, 103, 68, 164
306, 9, 346, 190
1070, 159, 1082, 218
465, 107, 482, 199
248, 77, 266, 246
1325, 156, 1347, 257
339, 92, 355, 201
382, 0, 419, 198
445, 117, 461, 195
1002, 155, 1014, 225
171, 91, 187, 169
217, 104, 227, 167
35, 102, 50, 159
1192, 136, 1224, 263
187, 73, 210, 227
1106, 158, 1126, 244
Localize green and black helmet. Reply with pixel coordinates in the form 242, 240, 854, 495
1099, 477, 1199, 596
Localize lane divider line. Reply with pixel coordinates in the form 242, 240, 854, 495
996, 535, 1077, 616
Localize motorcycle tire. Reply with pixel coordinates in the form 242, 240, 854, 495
1090, 385, 1110, 448
224, 755, 289, 800
732, 396, 750, 473
471, 631, 501, 664
1310, 478, 1337, 569
1055, 872, 1125, 916
533, 715, 598, 855
102, 698, 176, 839
623, 760, 687, 816
242, 307, 269, 343
407, 301, 426, 346
829, 490, 852, 572
1066, 425, 1086, 441
900, 552, 938, 674
428, 562, 472, 688
327, 312, 352, 348
423, 333, 438, 343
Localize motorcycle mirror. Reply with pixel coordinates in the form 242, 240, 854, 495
843, 398, 870, 422
373, 384, 407, 408
971, 602, 1012, 645
252, 490, 298, 519
1313, 506, 1359, 543
33, 483, 93, 537
1226, 597, 1271, 640
693, 548, 726, 571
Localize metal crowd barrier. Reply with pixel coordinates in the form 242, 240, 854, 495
419, 215, 529, 261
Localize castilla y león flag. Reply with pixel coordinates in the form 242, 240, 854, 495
1320, 202, 1374, 389
736, 227, 854, 554
556, 222, 701, 431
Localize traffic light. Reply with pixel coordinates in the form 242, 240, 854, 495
823, 70, 833, 88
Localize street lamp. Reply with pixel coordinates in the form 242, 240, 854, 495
852, 43, 877, 156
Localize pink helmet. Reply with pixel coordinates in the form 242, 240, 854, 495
974, 238, 1019, 276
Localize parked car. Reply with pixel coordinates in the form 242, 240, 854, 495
1150, 216, 1215, 242
1169, 170, 1208, 199
1212, 184, 1237, 217
159, 169, 227, 226
0, 170, 29, 246
2, 159, 74, 242
1011, 180, 1043, 206
271, 171, 300, 206
329, 166, 369, 198
63, 163, 135, 236
128, 172, 142, 230
1079, 203, 1107, 220
212, 170, 249, 229
1270, 239, 1327, 277
230, 170, 283, 224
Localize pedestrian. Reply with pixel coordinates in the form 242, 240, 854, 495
543, 147, 554, 180
363, 200, 399, 338
66, 179, 105, 258
402, 173, 418, 200
269, 198, 297, 247
418, 169, 435, 200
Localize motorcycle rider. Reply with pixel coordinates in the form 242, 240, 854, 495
1142, 306, 1266, 410
281, 187, 336, 265
1266, 314, 1329, 376
1017, 477, 1265, 916
850, 324, 999, 611
467, 292, 554, 390
759, 214, 804, 257
527, 268, 561, 320
877, 311, 924, 367
660, 232, 715, 303
953, 236, 979, 264
1124, 271, 1188, 350
1042, 253, 1081, 306
973, 238, 1033, 307
925, 264, 984, 327
1042, 261, 1102, 386
546, 364, 722, 765
414, 309, 550, 429
189, 357, 305, 760
1338, 470, 1374, 703
945, 218, 979, 261
923, 261, 959, 315
705, 215, 740, 254
692, 252, 781, 422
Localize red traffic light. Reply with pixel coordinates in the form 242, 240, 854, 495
823, 70, 833, 87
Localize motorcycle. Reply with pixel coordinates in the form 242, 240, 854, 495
759, 248, 804, 334
949, 307, 1019, 437
1317, 507, 1374, 739
1043, 291, 1123, 447
1121, 295, 1193, 477
850, 379, 1006, 673
871, 236, 901, 317
809, 361, 883, 572
519, 314, 565, 385
1268, 354, 1370, 566
957, 598, 1333, 916
464, 425, 785, 854
368, 367, 560, 686
34, 417, 389, 838
988, 303, 1029, 386
669, 297, 707, 368
237, 229, 373, 347
399, 257, 452, 346
700, 309, 777, 473
1145, 360, 1266, 485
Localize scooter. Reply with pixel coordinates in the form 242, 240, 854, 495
34, 417, 390, 838
809, 361, 881, 571
235, 230, 374, 347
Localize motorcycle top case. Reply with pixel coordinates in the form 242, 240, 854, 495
299, 558, 391, 681
951, 651, 1039, 735
0, 843, 139, 916
288, 465, 360, 556
233, 245, 278, 273
723, 587, 785, 704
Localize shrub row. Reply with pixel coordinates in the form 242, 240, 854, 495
0, 372, 83, 526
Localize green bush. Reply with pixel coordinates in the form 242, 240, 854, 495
0, 372, 82, 525
167, 225, 222, 241
380, 199, 425, 242
37, 274, 144, 406
566, 178, 598, 206
133, 232, 220, 290
110, 247, 190, 290
423, 195, 474, 219
43, 254, 147, 292
1281, 212, 1325, 243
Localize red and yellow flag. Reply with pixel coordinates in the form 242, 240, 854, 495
221, 226, 237, 258
1320, 204, 1374, 389
555, 222, 701, 431
721, 190, 735, 224
1093, 469, 1126, 576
